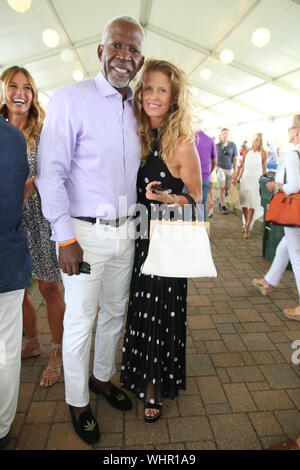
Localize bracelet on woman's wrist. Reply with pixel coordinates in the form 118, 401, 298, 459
168, 194, 176, 205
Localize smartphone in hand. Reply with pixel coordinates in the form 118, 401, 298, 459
79, 261, 91, 275
151, 184, 164, 193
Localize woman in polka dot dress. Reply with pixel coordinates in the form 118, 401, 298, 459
120, 59, 202, 423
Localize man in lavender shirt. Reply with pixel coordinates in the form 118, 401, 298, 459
195, 129, 217, 220
36, 16, 145, 445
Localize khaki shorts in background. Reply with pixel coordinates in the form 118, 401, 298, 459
210, 168, 217, 184
217, 167, 233, 190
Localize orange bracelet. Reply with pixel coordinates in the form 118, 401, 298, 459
59, 237, 77, 247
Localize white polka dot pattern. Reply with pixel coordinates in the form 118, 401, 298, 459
120, 132, 187, 404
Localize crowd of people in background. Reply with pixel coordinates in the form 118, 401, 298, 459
197, 127, 284, 237
197, 127, 267, 232
1, 14, 300, 452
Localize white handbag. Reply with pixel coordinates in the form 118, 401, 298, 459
216, 167, 226, 188
141, 193, 217, 279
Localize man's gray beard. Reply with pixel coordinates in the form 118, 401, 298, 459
107, 72, 130, 89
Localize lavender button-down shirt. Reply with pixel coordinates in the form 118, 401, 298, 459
36, 71, 141, 242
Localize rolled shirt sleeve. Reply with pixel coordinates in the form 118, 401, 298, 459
35, 89, 78, 242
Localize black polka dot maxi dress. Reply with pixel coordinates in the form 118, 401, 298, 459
121, 131, 187, 405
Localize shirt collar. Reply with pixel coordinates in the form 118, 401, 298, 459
94, 71, 133, 101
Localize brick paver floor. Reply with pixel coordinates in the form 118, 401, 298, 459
3, 208, 300, 450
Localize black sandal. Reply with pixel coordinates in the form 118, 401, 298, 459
144, 402, 162, 424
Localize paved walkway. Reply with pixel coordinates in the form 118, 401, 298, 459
3, 208, 300, 451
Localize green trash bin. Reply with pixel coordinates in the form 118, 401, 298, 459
259, 172, 287, 264
259, 171, 276, 214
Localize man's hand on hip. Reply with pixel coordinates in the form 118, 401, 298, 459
59, 242, 84, 276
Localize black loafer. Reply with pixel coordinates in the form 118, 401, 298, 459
0, 433, 10, 448
69, 405, 100, 445
89, 377, 133, 411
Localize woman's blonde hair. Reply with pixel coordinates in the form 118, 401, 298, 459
0, 66, 45, 151
252, 132, 265, 153
134, 59, 194, 166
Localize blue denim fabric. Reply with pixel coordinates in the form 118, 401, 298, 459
202, 180, 211, 221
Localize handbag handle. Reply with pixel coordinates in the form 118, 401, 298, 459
177, 192, 198, 222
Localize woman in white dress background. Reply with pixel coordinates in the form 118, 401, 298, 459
234, 133, 267, 239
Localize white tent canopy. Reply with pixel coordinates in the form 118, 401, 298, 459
1, 0, 300, 147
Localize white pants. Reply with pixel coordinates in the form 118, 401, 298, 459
265, 227, 300, 301
0, 289, 24, 438
62, 218, 135, 407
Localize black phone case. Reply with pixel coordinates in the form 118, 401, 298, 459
79, 261, 91, 274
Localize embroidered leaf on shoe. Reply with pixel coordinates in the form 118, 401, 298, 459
116, 393, 126, 401
84, 420, 97, 432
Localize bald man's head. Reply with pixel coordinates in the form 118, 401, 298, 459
102, 16, 145, 45
98, 17, 145, 92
